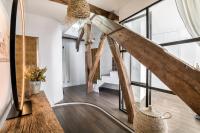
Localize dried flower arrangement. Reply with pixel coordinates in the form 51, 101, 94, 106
25, 66, 47, 82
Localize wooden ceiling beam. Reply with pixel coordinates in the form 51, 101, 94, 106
49, 0, 119, 20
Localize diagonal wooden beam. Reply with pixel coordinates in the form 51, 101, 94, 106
107, 37, 135, 123
85, 24, 93, 70
92, 15, 200, 116
76, 27, 85, 52
49, 0, 119, 20
87, 34, 107, 92
85, 24, 93, 93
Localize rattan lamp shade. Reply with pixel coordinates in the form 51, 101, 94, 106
67, 0, 90, 19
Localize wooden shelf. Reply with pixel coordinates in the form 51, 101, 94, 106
0, 92, 64, 133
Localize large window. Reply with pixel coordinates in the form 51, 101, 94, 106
151, 0, 191, 44
150, 0, 200, 90
119, 0, 200, 111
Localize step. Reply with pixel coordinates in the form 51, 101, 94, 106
99, 83, 119, 95
101, 76, 119, 84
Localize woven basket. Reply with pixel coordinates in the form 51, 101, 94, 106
134, 106, 172, 133
67, 0, 90, 19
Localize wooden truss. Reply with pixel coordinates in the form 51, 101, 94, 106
83, 24, 135, 122
90, 15, 200, 118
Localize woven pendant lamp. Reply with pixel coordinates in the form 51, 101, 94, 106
67, 0, 90, 19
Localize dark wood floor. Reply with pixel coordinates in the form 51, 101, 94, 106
59, 85, 132, 127
54, 105, 130, 133
54, 85, 200, 133
54, 85, 132, 133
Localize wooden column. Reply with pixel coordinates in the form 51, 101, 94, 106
85, 24, 93, 93
92, 15, 200, 116
107, 37, 135, 123
88, 34, 107, 92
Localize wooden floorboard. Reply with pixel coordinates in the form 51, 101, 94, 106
54, 105, 130, 133
58, 85, 133, 128
54, 85, 200, 133
151, 91, 200, 133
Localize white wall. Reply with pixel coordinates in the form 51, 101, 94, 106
0, 0, 12, 128
16, 13, 63, 105
119, 0, 159, 21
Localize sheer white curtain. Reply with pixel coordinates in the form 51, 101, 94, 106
176, 0, 200, 37
176, 0, 200, 67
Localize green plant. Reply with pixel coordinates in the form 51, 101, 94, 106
25, 66, 47, 82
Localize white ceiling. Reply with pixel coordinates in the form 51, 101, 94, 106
24, 0, 132, 23
24, 0, 67, 23
87, 0, 132, 13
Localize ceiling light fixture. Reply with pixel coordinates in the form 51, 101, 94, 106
67, 0, 90, 19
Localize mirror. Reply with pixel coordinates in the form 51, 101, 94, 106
7, 0, 32, 119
